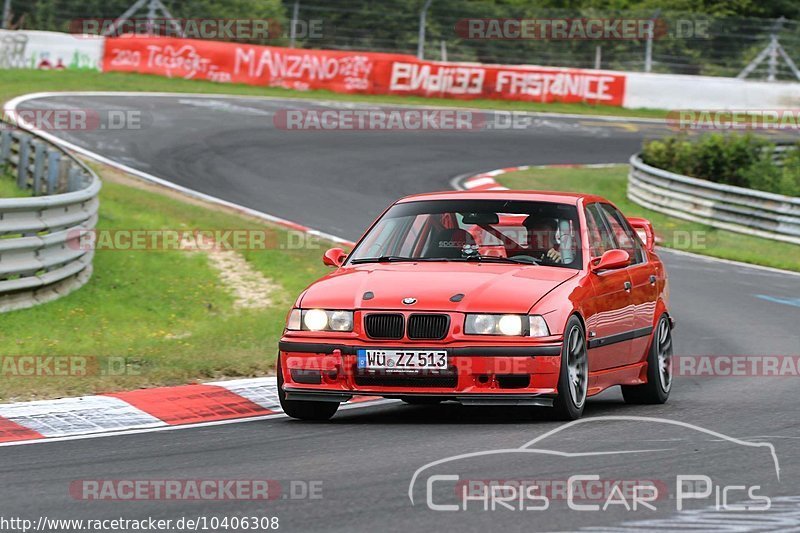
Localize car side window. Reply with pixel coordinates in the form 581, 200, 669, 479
584, 204, 616, 258
599, 203, 646, 264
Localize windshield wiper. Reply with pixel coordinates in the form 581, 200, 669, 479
350, 255, 535, 265
350, 256, 458, 264
350, 255, 415, 264
458, 255, 539, 265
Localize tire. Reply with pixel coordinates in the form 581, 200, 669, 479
277, 357, 340, 421
552, 315, 588, 420
621, 314, 673, 405
401, 397, 443, 405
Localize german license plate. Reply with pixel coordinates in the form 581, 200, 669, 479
357, 349, 447, 370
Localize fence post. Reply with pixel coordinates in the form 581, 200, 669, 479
1, 0, 11, 29
32, 141, 46, 196
0, 130, 11, 164
47, 150, 61, 194
289, 0, 300, 48
58, 157, 70, 191
417, 0, 433, 60
644, 10, 660, 72
17, 133, 29, 189
68, 165, 83, 192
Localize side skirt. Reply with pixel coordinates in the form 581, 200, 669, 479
587, 361, 648, 397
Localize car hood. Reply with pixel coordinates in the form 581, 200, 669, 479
299, 263, 579, 314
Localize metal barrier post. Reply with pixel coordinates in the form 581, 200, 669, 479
47, 150, 61, 194
0, 130, 10, 164
32, 141, 46, 196
17, 133, 29, 189
68, 165, 83, 192
58, 157, 70, 191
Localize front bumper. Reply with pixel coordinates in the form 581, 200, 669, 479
278, 339, 563, 404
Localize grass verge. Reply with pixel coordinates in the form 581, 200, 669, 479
0, 171, 31, 198
497, 165, 800, 272
0, 69, 668, 119
0, 164, 335, 402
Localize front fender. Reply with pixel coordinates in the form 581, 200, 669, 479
530, 274, 591, 337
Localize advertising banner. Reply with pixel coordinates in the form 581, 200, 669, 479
103, 36, 626, 106
385, 61, 626, 105
103, 36, 408, 93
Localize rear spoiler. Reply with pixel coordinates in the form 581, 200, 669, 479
627, 217, 655, 252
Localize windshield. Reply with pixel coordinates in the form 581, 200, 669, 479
347, 199, 583, 269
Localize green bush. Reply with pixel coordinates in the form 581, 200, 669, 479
641, 134, 799, 197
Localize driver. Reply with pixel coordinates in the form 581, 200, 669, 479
523, 216, 562, 264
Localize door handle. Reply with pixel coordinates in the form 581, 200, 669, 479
624, 281, 632, 292
649, 275, 657, 285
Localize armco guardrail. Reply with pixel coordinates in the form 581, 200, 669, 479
0, 126, 100, 312
628, 153, 800, 245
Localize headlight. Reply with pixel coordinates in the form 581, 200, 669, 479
328, 310, 354, 331
470, 314, 496, 335
498, 315, 523, 336
286, 309, 354, 332
465, 314, 550, 337
303, 309, 329, 331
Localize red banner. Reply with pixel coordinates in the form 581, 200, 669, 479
103, 36, 407, 93
384, 61, 626, 105
104, 36, 626, 106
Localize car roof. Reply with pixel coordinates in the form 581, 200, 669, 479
395, 189, 606, 205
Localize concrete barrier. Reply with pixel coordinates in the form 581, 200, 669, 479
624, 71, 800, 110
0, 29, 103, 70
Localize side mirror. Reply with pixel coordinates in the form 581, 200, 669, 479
591, 249, 630, 272
323, 248, 347, 267
627, 217, 655, 252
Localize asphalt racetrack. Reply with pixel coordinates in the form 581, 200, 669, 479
4, 94, 800, 532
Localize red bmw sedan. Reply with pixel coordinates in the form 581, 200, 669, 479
277, 190, 674, 420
